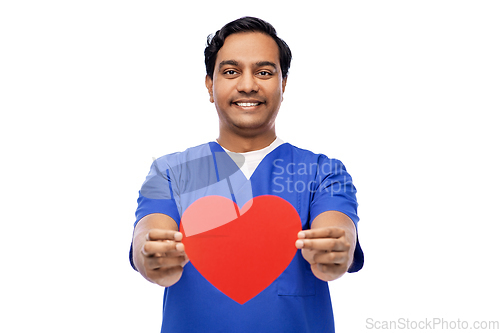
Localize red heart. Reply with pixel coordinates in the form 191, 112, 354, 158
180, 195, 302, 304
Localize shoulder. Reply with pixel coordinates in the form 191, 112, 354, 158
281, 143, 344, 165
276, 143, 350, 179
153, 142, 214, 169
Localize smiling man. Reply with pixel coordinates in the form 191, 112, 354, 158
206, 31, 286, 151
130, 17, 364, 332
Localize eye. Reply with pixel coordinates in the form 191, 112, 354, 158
223, 70, 237, 75
257, 71, 272, 76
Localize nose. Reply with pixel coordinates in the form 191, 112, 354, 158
236, 72, 259, 94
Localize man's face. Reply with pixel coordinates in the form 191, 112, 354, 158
205, 32, 287, 137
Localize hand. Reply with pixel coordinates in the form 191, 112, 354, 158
140, 229, 189, 287
295, 227, 353, 281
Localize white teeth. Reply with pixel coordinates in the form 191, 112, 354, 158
236, 102, 259, 107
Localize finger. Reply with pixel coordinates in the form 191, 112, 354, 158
313, 251, 348, 265
298, 227, 345, 240
317, 262, 348, 276
296, 238, 349, 252
147, 265, 184, 280
147, 229, 183, 242
145, 255, 188, 270
142, 240, 180, 256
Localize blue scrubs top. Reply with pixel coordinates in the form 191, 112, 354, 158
131, 142, 363, 333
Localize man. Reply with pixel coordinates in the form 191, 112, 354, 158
130, 17, 363, 332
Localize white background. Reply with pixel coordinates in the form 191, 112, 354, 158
1, 1, 499, 332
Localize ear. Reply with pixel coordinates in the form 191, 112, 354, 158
281, 76, 287, 101
205, 75, 214, 103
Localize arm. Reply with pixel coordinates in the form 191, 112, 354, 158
132, 213, 189, 287
295, 210, 357, 281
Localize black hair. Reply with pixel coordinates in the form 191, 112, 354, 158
204, 17, 292, 80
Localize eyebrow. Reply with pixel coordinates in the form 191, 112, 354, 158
218, 60, 278, 71
218, 60, 239, 70
255, 61, 278, 70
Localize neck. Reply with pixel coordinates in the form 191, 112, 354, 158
217, 129, 277, 153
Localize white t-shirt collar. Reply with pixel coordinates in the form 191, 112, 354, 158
217, 137, 285, 179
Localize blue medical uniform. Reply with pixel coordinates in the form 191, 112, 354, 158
131, 142, 364, 333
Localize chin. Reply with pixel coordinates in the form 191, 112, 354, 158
234, 123, 275, 137
233, 119, 267, 130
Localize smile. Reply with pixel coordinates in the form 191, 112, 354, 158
235, 102, 260, 107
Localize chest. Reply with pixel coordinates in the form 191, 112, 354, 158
172, 150, 318, 230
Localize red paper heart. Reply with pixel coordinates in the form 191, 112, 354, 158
180, 195, 301, 304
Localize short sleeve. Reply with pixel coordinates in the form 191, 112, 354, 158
134, 156, 181, 225
129, 157, 181, 270
310, 156, 364, 272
